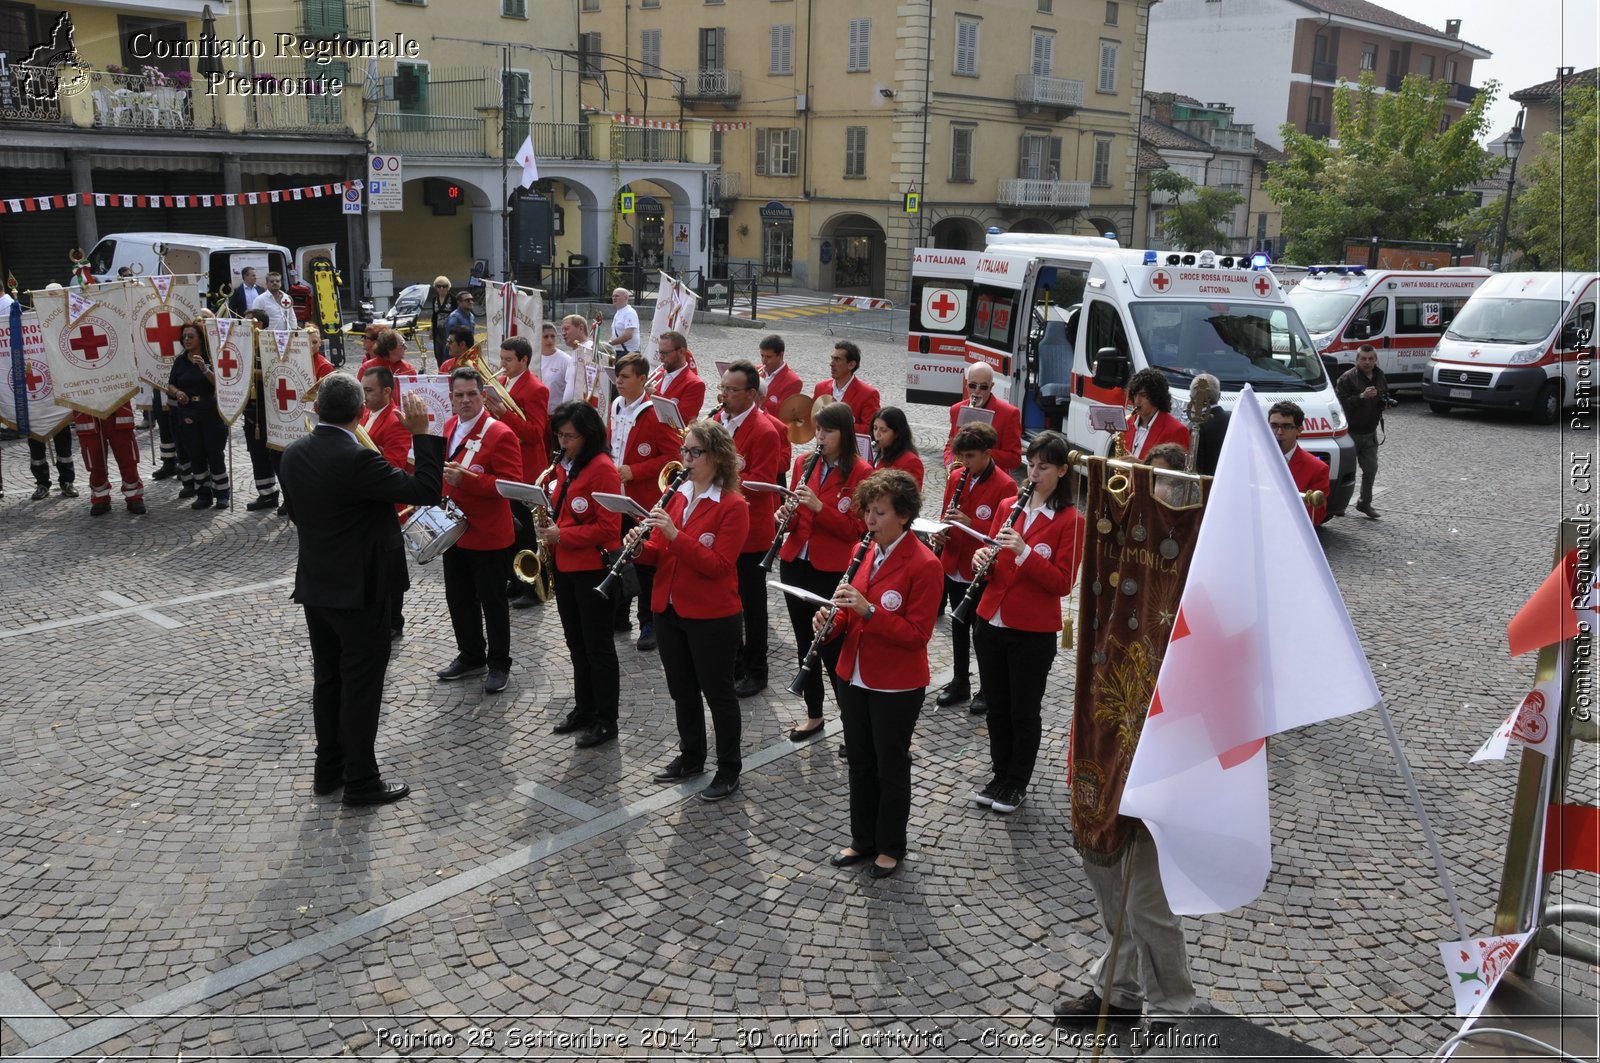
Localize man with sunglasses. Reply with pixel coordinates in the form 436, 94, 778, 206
943, 362, 1022, 474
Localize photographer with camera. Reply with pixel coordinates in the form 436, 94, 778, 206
1335, 345, 1394, 520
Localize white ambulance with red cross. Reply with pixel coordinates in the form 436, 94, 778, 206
906, 234, 1356, 516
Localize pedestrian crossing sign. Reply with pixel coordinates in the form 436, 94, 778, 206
619, 192, 636, 214
903, 192, 920, 214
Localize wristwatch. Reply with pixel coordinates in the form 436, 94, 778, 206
864, 604, 877, 622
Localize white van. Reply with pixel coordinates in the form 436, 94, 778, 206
1424, 272, 1597, 424
1289, 265, 1490, 386
908, 238, 1357, 516
85, 232, 337, 321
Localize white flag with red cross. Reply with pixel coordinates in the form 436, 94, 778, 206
0, 310, 72, 441
128, 274, 203, 392
1119, 385, 1381, 915
207, 318, 255, 426
35, 282, 139, 418
258, 329, 316, 451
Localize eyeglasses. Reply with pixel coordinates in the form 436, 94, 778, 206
434, 283, 449, 289
1268, 421, 1297, 433
969, 383, 993, 391
556, 430, 582, 443
679, 447, 706, 461
717, 385, 752, 394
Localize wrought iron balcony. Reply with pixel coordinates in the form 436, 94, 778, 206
675, 68, 742, 103
997, 178, 1090, 209
1311, 60, 1338, 82
709, 171, 741, 202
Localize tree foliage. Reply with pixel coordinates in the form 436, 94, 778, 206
1149, 169, 1245, 251
1264, 73, 1500, 263
1501, 87, 1598, 271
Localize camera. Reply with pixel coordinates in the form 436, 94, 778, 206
1382, 394, 1400, 409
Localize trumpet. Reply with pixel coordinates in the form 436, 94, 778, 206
932, 459, 968, 558
951, 480, 1035, 624
595, 460, 690, 598
512, 459, 561, 602
789, 531, 875, 696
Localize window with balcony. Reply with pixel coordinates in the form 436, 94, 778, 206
302, 0, 349, 37
844, 126, 867, 177
756, 127, 799, 176
307, 59, 348, 124
118, 16, 188, 75
579, 32, 602, 79
950, 124, 975, 182
395, 60, 428, 131
1092, 136, 1113, 186
1105, 1, 1118, 24
1031, 32, 1053, 77
1419, 54, 1435, 79
699, 27, 725, 72
1360, 43, 1376, 71
1444, 58, 1457, 83
847, 18, 870, 72
954, 17, 979, 76
712, 129, 723, 165
770, 24, 793, 75
1017, 132, 1062, 180
1097, 39, 1117, 93
1312, 32, 1336, 80
641, 28, 661, 74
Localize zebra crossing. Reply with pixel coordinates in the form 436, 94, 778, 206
725, 291, 861, 320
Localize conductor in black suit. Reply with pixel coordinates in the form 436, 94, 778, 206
1188, 372, 1230, 477
279, 373, 445, 807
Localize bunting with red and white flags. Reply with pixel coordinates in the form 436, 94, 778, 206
1118, 385, 1381, 915
258, 329, 316, 450
0, 309, 72, 441
208, 318, 254, 425
35, 283, 139, 418
1439, 932, 1532, 1019
128, 274, 204, 389
1507, 549, 1581, 656
0, 182, 357, 215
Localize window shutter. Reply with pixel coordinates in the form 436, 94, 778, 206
1098, 41, 1117, 91
756, 128, 768, 175
956, 21, 977, 74
770, 25, 792, 75
1032, 34, 1052, 77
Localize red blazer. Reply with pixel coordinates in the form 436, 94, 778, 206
939, 462, 1016, 582
636, 485, 750, 619
813, 376, 881, 436
441, 413, 522, 550
1287, 446, 1330, 526
765, 409, 794, 484
828, 533, 943, 690
874, 447, 925, 490
977, 503, 1085, 632
761, 363, 803, 416
366, 401, 412, 472
778, 454, 871, 571
612, 403, 682, 510
945, 396, 1023, 473
716, 407, 783, 553
359, 354, 419, 378
551, 454, 623, 571
438, 357, 456, 374
498, 369, 552, 483
1122, 410, 1191, 460
312, 353, 336, 380
652, 364, 706, 422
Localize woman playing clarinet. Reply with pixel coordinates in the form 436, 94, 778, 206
816, 469, 942, 879
869, 406, 923, 489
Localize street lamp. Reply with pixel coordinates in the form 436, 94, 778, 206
1493, 111, 1524, 271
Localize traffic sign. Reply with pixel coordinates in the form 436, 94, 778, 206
619, 191, 636, 214
367, 154, 403, 212
341, 183, 363, 215
903, 192, 920, 214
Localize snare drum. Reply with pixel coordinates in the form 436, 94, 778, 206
400, 500, 467, 563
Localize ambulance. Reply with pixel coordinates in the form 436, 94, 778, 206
1423, 272, 1597, 424
1288, 265, 1490, 386
907, 234, 1356, 516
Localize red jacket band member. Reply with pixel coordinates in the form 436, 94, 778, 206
649, 329, 706, 422
1270, 400, 1330, 526
813, 339, 881, 437
359, 328, 418, 379
360, 362, 417, 638
816, 468, 941, 879
758, 333, 804, 415
1121, 367, 1191, 460
945, 362, 1022, 473
437, 326, 473, 376
777, 400, 871, 733
632, 419, 751, 799
435, 367, 525, 693
610, 352, 683, 640
542, 402, 625, 747
488, 335, 552, 480
870, 407, 924, 489
715, 359, 785, 696
970, 430, 1085, 814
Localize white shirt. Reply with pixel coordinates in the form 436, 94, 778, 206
540, 350, 573, 413
721, 403, 753, 438
609, 392, 650, 466
759, 362, 788, 398
611, 303, 639, 352
251, 289, 293, 331
1132, 412, 1155, 457
237, 284, 263, 306
832, 376, 853, 402
675, 479, 721, 522
658, 363, 685, 394
449, 411, 485, 456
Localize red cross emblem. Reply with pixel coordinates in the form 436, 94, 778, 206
67, 324, 112, 366
925, 287, 961, 324
1253, 276, 1272, 297
1150, 270, 1172, 292
23, 359, 46, 396
215, 345, 240, 380
274, 377, 299, 412
144, 310, 185, 359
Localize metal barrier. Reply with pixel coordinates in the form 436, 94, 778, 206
824, 294, 897, 336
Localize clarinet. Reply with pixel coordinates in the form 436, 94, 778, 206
932, 463, 970, 559
594, 466, 693, 598
951, 480, 1036, 624
759, 448, 824, 572
788, 531, 876, 697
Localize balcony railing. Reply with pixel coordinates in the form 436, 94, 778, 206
611, 126, 685, 162
1013, 73, 1083, 111
675, 68, 741, 100
2, 62, 64, 123
1452, 82, 1479, 103
1311, 60, 1337, 82
997, 178, 1090, 209
1385, 73, 1404, 91
531, 121, 594, 160
1306, 120, 1331, 139
709, 170, 741, 201
374, 66, 495, 156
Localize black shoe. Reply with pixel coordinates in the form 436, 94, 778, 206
30, 484, 49, 501
991, 784, 1025, 814
636, 624, 657, 652
552, 714, 590, 735
436, 658, 488, 682
612, 617, 633, 633
829, 849, 872, 868
58, 484, 79, 498
190, 492, 214, 510
313, 775, 343, 796
177, 484, 199, 500
734, 675, 767, 698
971, 778, 1001, 808
788, 721, 825, 742
1053, 990, 1142, 1027
484, 668, 508, 694
510, 592, 539, 610
276, 502, 289, 517
935, 680, 971, 707
342, 781, 410, 808
970, 691, 988, 716
1355, 501, 1380, 519
698, 774, 740, 801
575, 724, 618, 749
653, 756, 706, 783
90, 502, 112, 517
839, 743, 848, 760
126, 500, 147, 516
151, 460, 178, 480
246, 491, 279, 512
867, 859, 900, 880
390, 628, 405, 643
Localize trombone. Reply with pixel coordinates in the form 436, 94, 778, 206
465, 342, 526, 421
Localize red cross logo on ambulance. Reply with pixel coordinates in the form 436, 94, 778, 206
1149, 270, 1172, 293
921, 287, 966, 327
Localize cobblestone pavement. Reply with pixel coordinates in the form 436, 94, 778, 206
0, 316, 1594, 1061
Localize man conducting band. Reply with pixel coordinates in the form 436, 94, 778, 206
436, 368, 525, 693
814, 340, 881, 437
486, 336, 552, 610
944, 362, 1022, 474
279, 377, 444, 808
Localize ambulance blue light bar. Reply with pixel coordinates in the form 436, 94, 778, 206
1305, 264, 1368, 277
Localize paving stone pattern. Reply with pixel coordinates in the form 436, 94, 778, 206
0, 317, 1594, 1060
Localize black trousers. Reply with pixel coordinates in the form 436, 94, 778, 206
442, 544, 514, 671
610, 516, 656, 628
28, 433, 74, 486
838, 684, 924, 860
734, 550, 771, 683
780, 556, 845, 718
554, 567, 620, 727
242, 389, 276, 496
304, 601, 393, 792
944, 576, 976, 683
174, 402, 231, 496
151, 390, 193, 485
974, 621, 1056, 791
656, 607, 743, 774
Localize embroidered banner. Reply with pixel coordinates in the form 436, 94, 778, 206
258, 329, 315, 450
35, 283, 138, 418
128, 274, 204, 388
0, 309, 72, 441
209, 318, 255, 426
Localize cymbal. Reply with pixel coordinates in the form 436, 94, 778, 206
777, 393, 816, 445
